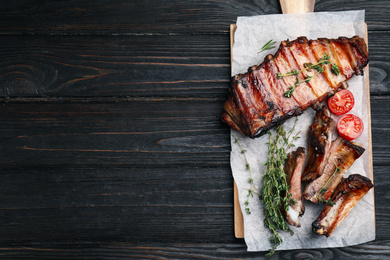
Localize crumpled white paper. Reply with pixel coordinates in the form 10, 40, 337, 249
231, 10, 375, 252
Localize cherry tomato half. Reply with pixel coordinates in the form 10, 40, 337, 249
337, 114, 364, 141
328, 89, 355, 115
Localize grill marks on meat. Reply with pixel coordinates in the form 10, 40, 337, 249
312, 174, 373, 237
283, 147, 306, 227
302, 106, 336, 183
222, 36, 368, 138
288, 41, 329, 99
303, 137, 365, 204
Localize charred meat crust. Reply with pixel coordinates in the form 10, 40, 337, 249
349, 36, 369, 75
312, 174, 373, 237
222, 36, 369, 138
302, 106, 336, 183
331, 174, 373, 201
302, 137, 365, 204
284, 147, 306, 184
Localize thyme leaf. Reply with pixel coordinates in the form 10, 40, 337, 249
284, 86, 294, 98
331, 63, 340, 75
318, 197, 336, 206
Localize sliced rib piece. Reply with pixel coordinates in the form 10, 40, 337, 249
222, 36, 368, 138
303, 137, 365, 204
302, 106, 336, 184
312, 174, 373, 237
283, 147, 306, 227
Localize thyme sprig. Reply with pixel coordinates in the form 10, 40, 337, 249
318, 197, 336, 206
276, 53, 340, 98
283, 72, 321, 98
259, 39, 277, 53
232, 132, 260, 214
261, 118, 300, 256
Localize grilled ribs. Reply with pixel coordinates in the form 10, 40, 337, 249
283, 147, 306, 227
303, 137, 365, 204
302, 106, 336, 183
222, 36, 368, 138
312, 174, 373, 237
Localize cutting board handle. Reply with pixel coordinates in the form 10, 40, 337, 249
279, 0, 315, 14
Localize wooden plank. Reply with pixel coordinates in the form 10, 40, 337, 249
230, 23, 244, 239
0, 167, 235, 243
0, 0, 386, 258
230, 22, 244, 239
0, 32, 389, 98
231, 23, 375, 239
0, 0, 389, 34
280, 0, 315, 14
0, 164, 388, 245
0, 97, 388, 167
1, 240, 390, 259
364, 25, 375, 233
366, 31, 390, 95
233, 181, 244, 238
0, 100, 230, 167
0, 35, 230, 98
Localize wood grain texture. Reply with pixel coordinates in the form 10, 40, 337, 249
0, 0, 389, 258
367, 32, 390, 95
0, 97, 387, 167
280, 0, 315, 14
0, 32, 389, 98
0, 35, 230, 98
0, 0, 389, 34
1, 240, 390, 259
0, 0, 280, 34
0, 164, 388, 245
0, 167, 234, 243
0, 100, 230, 167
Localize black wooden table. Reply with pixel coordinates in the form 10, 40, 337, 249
1, 1, 389, 259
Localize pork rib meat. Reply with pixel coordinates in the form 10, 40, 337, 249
302, 106, 336, 184
312, 174, 373, 237
222, 36, 368, 138
283, 147, 306, 227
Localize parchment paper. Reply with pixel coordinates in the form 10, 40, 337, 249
230, 10, 375, 252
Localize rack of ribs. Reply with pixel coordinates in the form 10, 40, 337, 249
222, 36, 369, 138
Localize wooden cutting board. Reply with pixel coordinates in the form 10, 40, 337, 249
231, 23, 374, 239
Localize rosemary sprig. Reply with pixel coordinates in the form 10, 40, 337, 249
261, 118, 300, 256
276, 53, 340, 98
232, 132, 260, 214
259, 39, 277, 53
